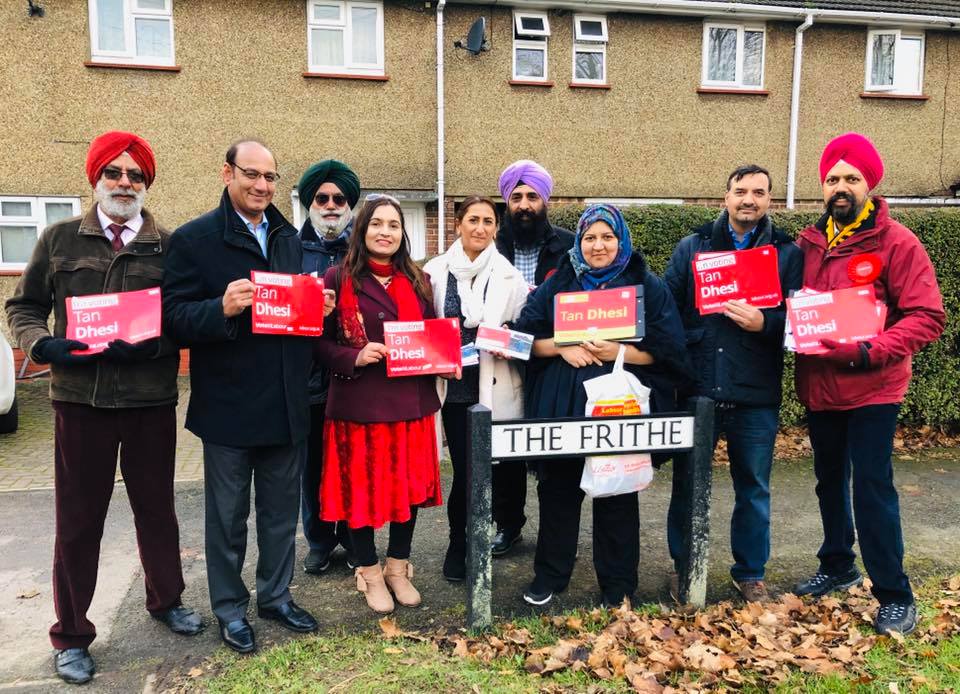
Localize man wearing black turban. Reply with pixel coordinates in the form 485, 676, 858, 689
296, 159, 360, 575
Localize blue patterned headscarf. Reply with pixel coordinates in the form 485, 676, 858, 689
568, 204, 633, 290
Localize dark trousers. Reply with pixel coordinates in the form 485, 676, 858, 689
533, 458, 640, 602
443, 401, 526, 539
667, 405, 777, 581
349, 508, 419, 567
203, 440, 303, 623
808, 404, 913, 605
49, 401, 184, 650
301, 403, 350, 553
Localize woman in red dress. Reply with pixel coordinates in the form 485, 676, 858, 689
314, 195, 447, 614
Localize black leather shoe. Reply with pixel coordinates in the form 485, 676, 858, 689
153, 605, 205, 635
219, 618, 256, 654
257, 600, 318, 633
54, 647, 95, 684
442, 544, 466, 582
304, 547, 332, 574
491, 527, 522, 557
794, 568, 863, 597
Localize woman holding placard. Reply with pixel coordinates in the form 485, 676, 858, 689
314, 195, 447, 614
514, 203, 691, 607
424, 195, 530, 582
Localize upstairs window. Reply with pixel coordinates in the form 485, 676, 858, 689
572, 15, 608, 84
307, 0, 384, 76
865, 29, 924, 95
701, 22, 765, 89
513, 10, 550, 81
88, 0, 175, 66
0, 197, 81, 268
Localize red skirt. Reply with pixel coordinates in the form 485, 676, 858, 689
320, 415, 442, 529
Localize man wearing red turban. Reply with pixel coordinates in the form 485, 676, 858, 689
792, 132, 946, 637
6, 131, 202, 685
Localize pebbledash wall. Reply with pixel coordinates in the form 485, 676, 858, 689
3, 0, 960, 343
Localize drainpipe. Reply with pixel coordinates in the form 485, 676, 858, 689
786, 13, 813, 209
436, 0, 447, 254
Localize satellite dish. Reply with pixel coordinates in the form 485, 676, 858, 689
454, 17, 489, 55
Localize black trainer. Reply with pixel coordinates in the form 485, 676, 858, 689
794, 568, 863, 597
303, 547, 332, 574
522, 583, 553, 606
492, 528, 522, 557
875, 603, 917, 637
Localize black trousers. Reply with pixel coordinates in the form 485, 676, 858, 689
533, 457, 640, 602
349, 508, 418, 567
301, 403, 350, 553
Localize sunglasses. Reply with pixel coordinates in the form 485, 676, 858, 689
102, 166, 145, 185
315, 193, 348, 207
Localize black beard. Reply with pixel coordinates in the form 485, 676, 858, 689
827, 192, 862, 226
510, 207, 549, 248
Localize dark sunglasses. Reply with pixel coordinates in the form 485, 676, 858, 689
315, 193, 348, 207
102, 166, 145, 185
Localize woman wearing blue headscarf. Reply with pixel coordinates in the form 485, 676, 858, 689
513, 203, 691, 607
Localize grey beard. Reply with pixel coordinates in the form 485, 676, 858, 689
95, 180, 145, 221
309, 206, 352, 240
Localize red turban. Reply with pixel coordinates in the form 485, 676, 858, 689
819, 132, 884, 190
85, 131, 157, 188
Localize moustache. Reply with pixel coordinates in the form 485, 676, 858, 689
829, 192, 856, 206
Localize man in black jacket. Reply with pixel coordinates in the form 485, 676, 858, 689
663, 165, 803, 603
492, 160, 575, 556
163, 140, 329, 653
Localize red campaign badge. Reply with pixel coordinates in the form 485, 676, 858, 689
847, 253, 882, 284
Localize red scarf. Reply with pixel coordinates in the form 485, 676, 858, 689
338, 259, 424, 348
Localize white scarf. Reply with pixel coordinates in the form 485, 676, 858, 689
446, 238, 497, 328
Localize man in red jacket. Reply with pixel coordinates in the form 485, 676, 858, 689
793, 133, 945, 637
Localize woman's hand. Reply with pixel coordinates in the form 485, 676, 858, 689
441, 365, 463, 380
559, 345, 603, 368
355, 342, 388, 367
322, 289, 336, 317
583, 339, 621, 362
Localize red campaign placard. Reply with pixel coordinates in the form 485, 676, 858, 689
66, 287, 161, 354
384, 318, 462, 377
251, 271, 326, 336
693, 246, 782, 315
553, 285, 646, 345
787, 285, 884, 355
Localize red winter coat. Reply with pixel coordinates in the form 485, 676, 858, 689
795, 197, 945, 412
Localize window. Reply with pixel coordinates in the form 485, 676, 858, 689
865, 29, 924, 95
513, 10, 550, 81
572, 15, 608, 84
0, 197, 81, 268
701, 22, 765, 89
88, 0, 175, 66
307, 0, 384, 76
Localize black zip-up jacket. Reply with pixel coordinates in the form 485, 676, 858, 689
495, 218, 575, 286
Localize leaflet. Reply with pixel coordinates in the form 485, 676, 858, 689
384, 318, 461, 377
553, 285, 645, 345
474, 324, 534, 360
251, 271, 326, 336
693, 246, 782, 315
786, 285, 885, 355
66, 287, 161, 354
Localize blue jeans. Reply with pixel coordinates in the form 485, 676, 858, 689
668, 404, 777, 582
808, 404, 912, 605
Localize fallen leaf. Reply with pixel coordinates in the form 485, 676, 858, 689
378, 617, 402, 638
16, 589, 39, 599
383, 647, 402, 655
188, 667, 203, 678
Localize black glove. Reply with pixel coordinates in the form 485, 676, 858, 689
32, 337, 98, 366
101, 338, 161, 363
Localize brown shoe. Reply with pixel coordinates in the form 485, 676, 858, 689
733, 579, 770, 603
383, 557, 422, 607
356, 563, 395, 614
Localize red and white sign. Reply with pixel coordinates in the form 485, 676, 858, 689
693, 246, 782, 315
384, 318, 461, 377
66, 287, 161, 354
554, 285, 645, 345
786, 285, 885, 355
251, 271, 326, 336
475, 324, 534, 361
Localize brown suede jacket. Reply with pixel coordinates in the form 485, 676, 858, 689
5, 205, 179, 407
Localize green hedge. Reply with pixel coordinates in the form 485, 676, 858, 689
548, 204, 960, 429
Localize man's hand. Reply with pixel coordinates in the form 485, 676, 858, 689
559, 345, 603, 368
32, 337, 98, 366
583, 339, 621, 362
222, 279, 256, 318
723, 299, 764, 332
101, 338, 160, 363
355, 342, 388, 367
323, 288, 336, 317
818, 339, 868, 369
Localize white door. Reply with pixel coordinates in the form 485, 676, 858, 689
400, 203, 426, 260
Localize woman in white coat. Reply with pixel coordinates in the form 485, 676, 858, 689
424, 195, 529, 581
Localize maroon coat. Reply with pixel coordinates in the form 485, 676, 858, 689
315, 266, 441, 423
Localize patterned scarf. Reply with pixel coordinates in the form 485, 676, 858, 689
568, 204, 633, 290
337, 259, 424, 348
825, 198, 875, 251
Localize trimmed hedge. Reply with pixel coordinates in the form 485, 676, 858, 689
548, 204, 960, 429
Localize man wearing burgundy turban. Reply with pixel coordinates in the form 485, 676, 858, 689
6, 131, 203, 685
793, 133, 945, 638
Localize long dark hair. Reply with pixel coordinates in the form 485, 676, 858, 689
341, 196, 432, 303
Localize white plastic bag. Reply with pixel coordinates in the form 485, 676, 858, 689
579, 345, 654, 498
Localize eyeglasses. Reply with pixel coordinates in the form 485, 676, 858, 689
229, 163, 280, 184
315, 193, 348, 207
102, 166, 146, 185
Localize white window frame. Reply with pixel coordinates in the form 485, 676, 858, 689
306, 0, 385, 76
572, 14, 608, 84
88, 0, 176, 66
514, 11, 551, 38
0, 196, 82, 269
512, 10, 550, 81
700, 21, 765, 90
864, 28, 925, 95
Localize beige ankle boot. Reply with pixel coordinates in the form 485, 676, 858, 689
356, 563, 394, 614
383, 557, 422, 607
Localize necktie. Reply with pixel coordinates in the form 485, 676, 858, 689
107, 223, 126, 253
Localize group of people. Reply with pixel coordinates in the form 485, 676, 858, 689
5, 130, 944, 685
